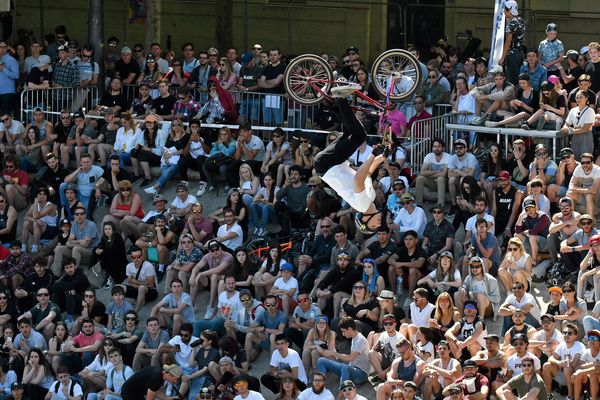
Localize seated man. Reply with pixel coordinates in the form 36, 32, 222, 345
133, 317, 171, 371
60, 318, 104, 375
447, 139, 480, 216
60, 152, 106, 215
445, 300, 486, 360
163, 233, 203, 292
496, 355, 547, 400
193, 275, 243, 337
498, 284, 542, 335
567, 152, 600, 218
50, 205, 100, 277
13, 318, 47, 359
124, 245, 158, 311
547, 147, 577, 206
87, 347, 134, 400
454, 256, 501, 318
134, 214, 176, 278
317, 316, 371, 386
18, 287, 61, 342
522, 178, 550, 215
565, 216, 599, 298
106, 285, 134, 333
514, 199, 551, 263
462, 218, 502, 276
244, 295, 287, 362
313, 252, 361, 316
150, 278, 195, 336
124, 194, 168, 240
212, 209, 243, 253
0, 154, 29, 211
492, 170, 523, 242
260, 334, 308, 394
541, 322, 584, 400
572, 329, 600, 400
453, 359, 490, 400
547, 197, 581, 265
422, 205, 455, 269
388, 230, 427, 298
414, 138, 450, 207
15, 256, 54, 312
391, 193, 427, 238
225, 288, 264, 344
20, 186, 59, 254
0, 240, 33, 291
463, 197, 495, 245
470, 69, 515, 123
368, 314, 403, 384
527, 144, 557, 188
49, 257, 89, 325
284, 292, 321, 351
45, 366, 84, 400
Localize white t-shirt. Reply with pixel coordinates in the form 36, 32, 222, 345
217, 291, 243, 320
507, 352, 541, 374
217, 222, 243, 250
572, 164, 600, 189
48, 380, 83, 400
298, 388, 335, 400
582, 348, 600, 363
394, 206, 427, 236
322, 161, 375, 213
566, 105, 595, 128
273, 276, 299, 300
532, 329, 564, 348
465, 213, 495, 236
0, 120, 25, 142
427, 269, 461, 283
234, 390, 266, 400
269, 348, 308, 384
126, 261, 157, 289
376, 331, 404, 358
349, 145, 373, 167
168, 334, 199, 367
409, 302, 435, 327
555, 341, 586, 365
503, 293, 542, 323
422, 152, 451, 174
113, 127, 144, 152
171, 194, 198, 209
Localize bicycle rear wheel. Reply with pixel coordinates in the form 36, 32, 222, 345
371, 49, 422, 102
284, 54, 334, 106
244, 237, 269, 265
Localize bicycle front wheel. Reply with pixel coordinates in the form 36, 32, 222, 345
284, 54, 334, 106
371, 49, 422, 102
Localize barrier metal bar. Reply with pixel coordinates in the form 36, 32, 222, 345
20, 87, 99, 125
408, 113, 457, 174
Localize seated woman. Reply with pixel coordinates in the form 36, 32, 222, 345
301, 316, 336, 378
261, 128, 293, 187
497, 237, 532, 293
332, 280, 380, 337
109, 311, 143, 367
21, 348, 55, 400
451, 76, 478, 140
129, 83, 153, 116
136, 54, 163, 98
164, 58, 190, 87
427, 292, 461, 344
560, 89, 595, 159
101, 180, 144, 234
143, 117, 190, 195
362, 258, 385, 299
249, 173, 279, 237
209, 188, 249, 235
521, 80, 566, 130
130, 114, 169, 186
453, 175, 483, 232
196, 76, 236, 124
21, 186, 58, 253
202, 127, 237, 195
253, 244, 285, 300
94, 221, 128, 287
16, 126, 46, 172
238, 163, 261, 208
112, 112, 144, 167
417, 251, 462, 302
480, 143, 509, 204
486, 72, 538, 128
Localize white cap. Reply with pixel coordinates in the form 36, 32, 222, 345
35, 55, 51, 68
504, 0, 519, 16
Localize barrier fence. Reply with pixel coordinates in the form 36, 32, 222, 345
407, 113, 457, 175
20, 87, 100, 125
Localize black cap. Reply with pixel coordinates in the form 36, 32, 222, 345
510, 333, 529, 343
72, 110, 85, 119
10, 383, 23, 390
523, 198, 536, 209
339, 380, 355, 390
484, 334, 500, 342
559, 147, 574, 158
207, 240, 221, 250
9, 240, 21, 249
463, 359, 478, 368
345, 46, 359, 54
239, 289, 252, 298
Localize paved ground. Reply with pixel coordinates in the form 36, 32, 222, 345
20, 178, 565, 399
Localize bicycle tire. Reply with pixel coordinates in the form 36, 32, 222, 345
371, 49, 422, 102
244, 237, 270, 264
285, 250, 302, 272
284, 54, 334, 106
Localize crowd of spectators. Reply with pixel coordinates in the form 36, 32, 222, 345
2, 10, 600, 400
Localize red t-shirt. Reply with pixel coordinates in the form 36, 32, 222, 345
1, 169, 28, 186
72, 332, 105, 350
454, 373, 489, 395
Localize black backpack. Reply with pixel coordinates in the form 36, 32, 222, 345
53, 380, 76, 396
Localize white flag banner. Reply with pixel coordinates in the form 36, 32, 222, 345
489, 0, 506, 69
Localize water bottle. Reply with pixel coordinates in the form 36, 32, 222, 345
396, 276, 403, 298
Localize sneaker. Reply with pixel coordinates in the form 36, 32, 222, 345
196, 181, 207, 197
207, 186, 216, 194
536, 115, 546, 130
521, 123, 530, 130
470, 115, 487, 126
484, 121, 498, 127
448, 204, 458, 216
203, 306, 217, 320
331, 83, 361, 98
368, 373, 384, 385
144, 186, 158, 195
256, 227, 264, 237
223, 185, 231, 193
103, 277, 114, 290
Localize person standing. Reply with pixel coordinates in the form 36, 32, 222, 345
498, 1, 525, 85
0, 39, 18, 115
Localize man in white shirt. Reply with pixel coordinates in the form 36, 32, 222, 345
498, 282, 542, 335
44, 366, 83, 400
233, 375, 265, 400
567, 152, 600, 217
215, 209, 243, 252
260, 334, 307, 393
464, 197, 495, 244
391, 193, 427, 238
415, 138, 451, 206
297, 372, 334, 400
0, 113, 24, 153
528, 314, 564, 360
158, 323, 198, 379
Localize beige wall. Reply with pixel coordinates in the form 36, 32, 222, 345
16, 0, 388, 63
445, 0, 600, 56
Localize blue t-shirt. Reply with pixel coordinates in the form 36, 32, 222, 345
71, 219, 101, 248
471, 232, 502, 267
448, 153, 481, 180
75, 165, 104, 197
106, 301, 135, 333
160, 292, 195, 323
14, 330, 47, 351
255, 310, 288, 330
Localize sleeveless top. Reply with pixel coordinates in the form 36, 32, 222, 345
115, 201, 145, 219
458, 317, 486, 340
36, 120, 50, 140
495, 185, 517, 222
397, 357, 418, 381
0, 206, 16, 243
38, 202, 58, 227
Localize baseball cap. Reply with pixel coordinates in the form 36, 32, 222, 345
153, 194, 166, 204
439, 250, 453, 259
559, 147, 574, 158
535, 143, 548, 152
400, 193, 415, 202
308, 176, 322, 186
239, 289, 252, 298
10, 383, 23, 390
281, 263, 294, 272
442, 384, 462, 396
72, 110, 85, 119
484, 334, 500, 342
546, 23, 558, 32
382, 313, 396, 322
345, 46, 359, 54
337, 251, 350, 259
59, 218, 71, 227
498, 170, 511, 180
469, 256, 483, 265
504, 0, 519, 15
393, 178, 407, 188
520, 355, 534, 364
541, 313, 556, 322
241, 52, 253, 64
454, 139, 467, 147
548, 286, 563, 295
464, 299, 478, 309
219, 356, 234, 365
581, 46, 590, 55
547, 75, 560, 85
511, 333, 529, 343
35, 55, 51, 68
463, 360, 477, 368
523, 198, 536, 209
163, 364, 182, 378
207, 240, 221, 250
121, 46, 132, 54
339, 380, 355, 390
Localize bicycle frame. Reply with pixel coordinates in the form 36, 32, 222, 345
248, 240, 293, 263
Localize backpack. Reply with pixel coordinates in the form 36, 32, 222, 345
109, 367, 127, 391
546, 260, 578, 287
53, 380, 76, 396
84, 262, 108, 289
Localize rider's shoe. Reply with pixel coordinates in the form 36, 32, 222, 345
331, 83, 361, 98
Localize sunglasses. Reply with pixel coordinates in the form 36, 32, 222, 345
240, 297, 252, 302
464, 304, 477, 310
508, 247, 519, 251
512, 285, 524, 290
253, 47, 262, 50
173, 63, 181, 67
125, 317, 136, 321
589, 336, 600, 341
120, 188, 131, 192
60, 116, 70, 120
521, 363, 533, 368
342, 388, 353, 392
210, 248, 220, 252
582, 161, 593, 165
563, 331, 575, 336
265, 303, 277, 307
0, 118, 8, 123
432, 210, 443, 214
383, 321, 395, 326
469, 265, 482, 269
37, 293, 49, 297
181, 240, 193, 244
353, 285, 365, 290
563, 289, 574, 293
581, 220, 593, 225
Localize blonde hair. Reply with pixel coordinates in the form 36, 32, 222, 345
120, 112, 138, 132
218, 57, 234, 82
347, 281, 369, 306
238, 163, 256, 186
433, 291, 456, 322
507, 237, 526, 258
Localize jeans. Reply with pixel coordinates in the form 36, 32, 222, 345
314, 99, 367, 175
583, 315, 600, 334
317, 357, 368, 386
249, 203, 277, 228
262, 96, 284, 125
157, 164, 181, 188
193, 317, 226, 338
88, 394, 123, 400
0, 93, 13, 115
501, 313, 541, 336
60, 351, 95, 374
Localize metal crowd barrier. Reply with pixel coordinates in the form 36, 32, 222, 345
407, 113, 457, 175
20, 87, 99, 125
